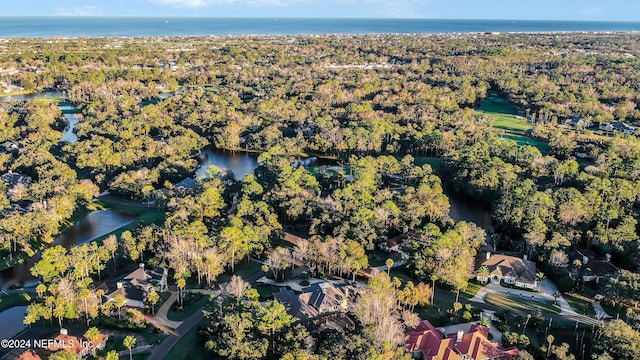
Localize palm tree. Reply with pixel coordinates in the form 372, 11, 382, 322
385, 258, 394, 275
535, 272, 545, 291
105, 350, 118, 360
123, 335, 136, 360
478, 266, 490, 284
85, 327, 100, 356
145, 291, 160, 315
114, 294, 126, 320
522, 314, 531, 335
415, 282, 432, 308
430, 274, 438, 305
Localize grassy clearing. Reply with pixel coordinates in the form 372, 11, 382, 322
499, 133, 550, 152
165, 319, 209, 360
367, 250, 393, 267
564, 292, 596, 316
414, 157, 443, 171
218, 259, 265, 283
255, 284, 283, 300
139, 331, 167, 346
167, 296, 209, 321
459, 282, 483, 300
478, 92, 532, 133
0, 292, 33, 312
485, 293, 561, 315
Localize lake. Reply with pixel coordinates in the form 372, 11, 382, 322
196, 147, 260, 180
0, 209, 136, 289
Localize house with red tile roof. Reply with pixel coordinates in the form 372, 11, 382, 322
406, 320, 518, 360
47, 328, 109, 357
16, 350, 42, 360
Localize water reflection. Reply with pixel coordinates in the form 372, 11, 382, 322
61, 114, 79, 143
196, 147, 259, 180
0, 210, 136, 289
0, 90, 65, 103
0, 306, 27, 339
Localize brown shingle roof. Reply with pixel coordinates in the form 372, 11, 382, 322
480, 255, 536, 284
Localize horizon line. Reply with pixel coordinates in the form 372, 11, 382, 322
0, 15, 639, 23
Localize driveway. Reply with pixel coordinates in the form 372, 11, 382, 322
469, 280, 576, 316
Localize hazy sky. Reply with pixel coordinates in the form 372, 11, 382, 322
2, 0, 639, 21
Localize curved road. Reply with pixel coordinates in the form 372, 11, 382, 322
147, 309, 205, 360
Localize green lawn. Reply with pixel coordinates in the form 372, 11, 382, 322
499, 133, 550, 152
478, 92, 532, 133
414, 157, 443, 171
367, 250, 393, 267
167, 296, 209, 321
255, 284, 283, 300
0, 292, 33, 312
564, 292, 596, 316
218, 259, 265, 283
139, 331, 167, 346
119, 353, 150, 360
459, 282, 483, 300
106, 336, 127, 353
165, 319, 209, 360
485, 293, 561, 314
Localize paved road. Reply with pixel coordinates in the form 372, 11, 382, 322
147, 309, 205, 360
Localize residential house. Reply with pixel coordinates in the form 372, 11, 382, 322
406, 320, 519, 360
174, 177, 197, 195
16, 350, 42, 360
378, 231, 416, 253
476, 253, 538, 289
102, 264, 167, 309
563, 117, 592, 128
0, 171, 32, 200
599, 121, 638, 135
48, 328, 109, 357
123, 264, 168, 292
574, 251, 619, 284
274, 280, 361, 322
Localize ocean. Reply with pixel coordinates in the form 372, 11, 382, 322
0, 17, 639, 38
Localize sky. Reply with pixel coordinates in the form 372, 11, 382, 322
1, 0, 639, 21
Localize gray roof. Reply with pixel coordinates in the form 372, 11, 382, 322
175, 177, 197, 189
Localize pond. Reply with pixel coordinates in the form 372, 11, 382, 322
445, 187, 493, 232
0, 209, 137, 290
196, 147, 260, 180
0, 90, 65, 103
0, 306, 27, 339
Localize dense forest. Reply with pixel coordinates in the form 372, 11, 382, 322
1, 32, 639, 359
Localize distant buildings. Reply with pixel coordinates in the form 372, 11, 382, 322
599, 121, 637, 135
476, 253, 538, 290
406, 320, 518, 360
563, 117, 592, 129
